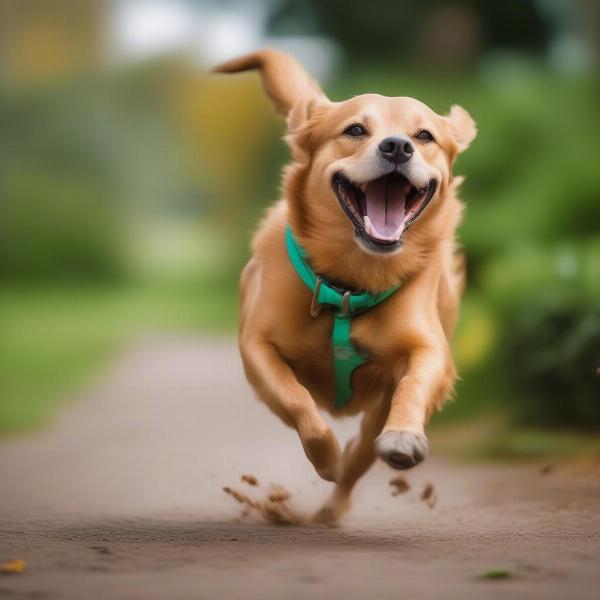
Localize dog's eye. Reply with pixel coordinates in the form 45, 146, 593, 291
343, 123, 367, 138
415, 129, 435, 143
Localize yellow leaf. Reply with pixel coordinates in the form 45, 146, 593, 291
0, 559, 25, 575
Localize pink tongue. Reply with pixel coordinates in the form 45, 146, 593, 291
364, 175, 409, 240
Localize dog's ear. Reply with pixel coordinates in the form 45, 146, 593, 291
212, 49, 329, 130
444, 105, 477, 153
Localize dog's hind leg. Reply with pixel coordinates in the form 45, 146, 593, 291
313, 396, 389, 524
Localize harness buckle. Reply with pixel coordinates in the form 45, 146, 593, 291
310, 277, 323, 318
341, 291, 351, 317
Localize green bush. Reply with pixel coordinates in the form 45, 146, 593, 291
484, 243, 600, 427
0, 83, 125, 280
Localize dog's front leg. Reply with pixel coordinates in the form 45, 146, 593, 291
240, 339, 342, 482
375, 346, 455, 470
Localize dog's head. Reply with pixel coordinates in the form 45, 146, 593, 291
214, 50, 476, 256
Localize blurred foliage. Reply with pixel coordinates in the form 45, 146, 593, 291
484, 243, 600, 427
0, 59, 231, 281
0, 82, 124, 279
168, 69, 281, 271
270, 0, 552, 67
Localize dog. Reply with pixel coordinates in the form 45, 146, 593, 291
213, 49, 476, 522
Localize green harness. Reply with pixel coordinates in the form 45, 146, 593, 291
285, 226, 400, 409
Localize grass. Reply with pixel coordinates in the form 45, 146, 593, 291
430, 413, 600, 463
0, 279, 236, 432
479, 569, 513, 581
475, 427, 600, 462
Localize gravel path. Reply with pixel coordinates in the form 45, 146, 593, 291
1, 338, 599, 600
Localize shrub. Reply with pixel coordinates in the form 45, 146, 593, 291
484, 243, 600, 427
0, 83, 124, 281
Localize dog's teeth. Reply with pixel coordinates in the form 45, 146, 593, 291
364, 216, 403, 242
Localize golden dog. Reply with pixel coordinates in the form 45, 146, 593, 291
214, 50, 476, 522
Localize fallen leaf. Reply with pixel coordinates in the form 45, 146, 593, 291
0, 559, 25, 575
479, 569, 512, 581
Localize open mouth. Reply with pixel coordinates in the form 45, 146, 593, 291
332, 172, 437, 252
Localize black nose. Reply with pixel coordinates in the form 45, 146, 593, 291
378, 136, 414, 164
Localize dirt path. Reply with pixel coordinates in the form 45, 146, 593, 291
1, 338, 599, 600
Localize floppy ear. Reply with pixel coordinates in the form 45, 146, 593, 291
445, 105, 477, 153
212, 49, 328, 131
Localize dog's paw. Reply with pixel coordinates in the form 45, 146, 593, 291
313, 460, 342, 483
311, 504, 344, 526
375, 430, 429, 470
301, 427, 343, 483
312, 490, 351, 526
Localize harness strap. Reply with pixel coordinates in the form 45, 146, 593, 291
285, 225, 400, 408
332, 314, 365, 407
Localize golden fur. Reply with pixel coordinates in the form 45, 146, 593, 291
214, 50, 476, 522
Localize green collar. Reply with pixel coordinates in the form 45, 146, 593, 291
285, 226, 399, 317
285, 225, 400, 408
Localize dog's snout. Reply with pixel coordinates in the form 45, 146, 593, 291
378, 136, 414, 164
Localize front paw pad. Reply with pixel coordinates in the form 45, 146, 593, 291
375, 430, 429, 470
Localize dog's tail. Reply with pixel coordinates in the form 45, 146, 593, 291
212, 49, 325, 118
